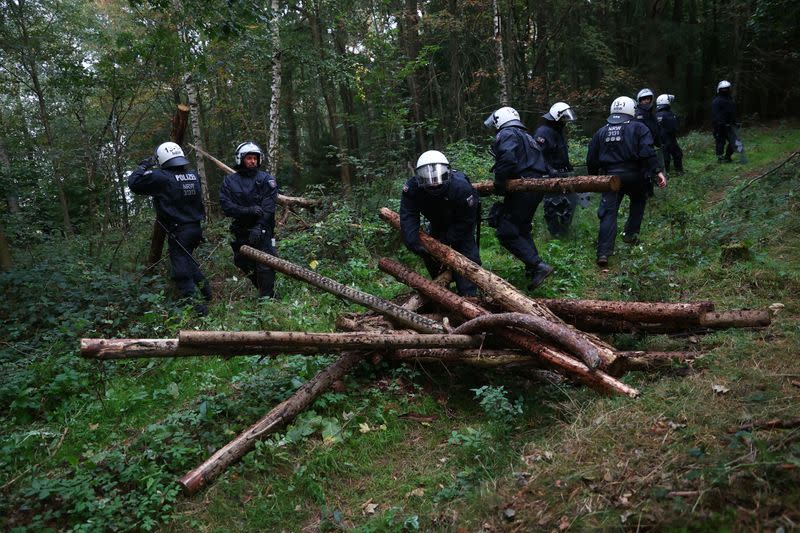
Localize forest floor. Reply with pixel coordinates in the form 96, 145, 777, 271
1, 123, 799, 532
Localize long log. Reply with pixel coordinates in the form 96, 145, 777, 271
540, 299, 715, 324
607, 351, 700, 375
178, 330, 482, 350
239, 246, 446, 334
179, 350, 365, 494
553, 309, 770, 334
79, 338, 321, 360
379, 207, 617, 367
472, 175, 620, 196
189, 144, 318, 209
378, 257, 639, 397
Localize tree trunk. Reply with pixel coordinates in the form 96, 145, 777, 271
178, 330, 482, 350
183, 74, 211, 213
79, 338, 321, 360
282, 64, 302, 181
0, 231, 11, 271
267, 0, 282, 177
239, 245, 446, 333
379, 208, 618, 367
399, 0, 427, 153
493, 0, 509, 104
179, 350, 366, 494
378, 257, 639, 397
539, 298, 714, 324
472, 175, 621, 196
699, 310, 771, 328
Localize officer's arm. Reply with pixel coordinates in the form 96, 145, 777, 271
399, 187, 424, 254
254, 175, 279, 232
492, 131, 519, 184
586, 133, 601, 175
127, 166, 164, 195
637, 129, 661, 175
219, 176, 247, 218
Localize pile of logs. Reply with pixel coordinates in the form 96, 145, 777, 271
80, 203, 771, 495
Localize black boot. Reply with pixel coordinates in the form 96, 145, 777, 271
526, 261, 554, 290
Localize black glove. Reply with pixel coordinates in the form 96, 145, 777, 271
247, 206, 264, 217
249, 227, 266, 246
139, 156, 157, 168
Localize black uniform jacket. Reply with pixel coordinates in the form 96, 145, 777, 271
128, 166, 204, 224
400, 170, 480, 250
220, 168, 279, 233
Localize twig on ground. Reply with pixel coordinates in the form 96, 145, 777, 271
739, 151, 799, 192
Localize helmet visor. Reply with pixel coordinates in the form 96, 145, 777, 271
559, 108, 577, 122
416, 163, 450, 187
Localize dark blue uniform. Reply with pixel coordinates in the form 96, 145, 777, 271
128, 164, 210, 301
711, 93, 738, 161
220, 167, 279, 297
656, 106, 683, 172
491, 125, 550, 275
400, 171, 481, 296
533, 122, 577, 237
634, 105, 661, 148
587, 120, 660, 259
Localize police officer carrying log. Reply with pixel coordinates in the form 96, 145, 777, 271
485, 106, 554, 290
220, 141, 278, 298
536, 102, 578, 237
711, 80, 738, 163
128, 142, 212, 315
587, 96, 667, 267
656, 94, 684, 173
400, 150, 481, 296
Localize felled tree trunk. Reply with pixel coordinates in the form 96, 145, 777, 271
178, 330, 482, 350
379, 208, 617, 367
472, 175, 621, 196
540, 299, 714, 324
239, 246, 445, 334
179, 350, 366, 494
699, 310, 771, 328
80, 338, 330, 360
378, 257, 639, 397
555, 309, 770, 334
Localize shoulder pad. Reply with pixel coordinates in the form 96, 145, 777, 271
466, 194, 476, 207
268, 178, 277, 188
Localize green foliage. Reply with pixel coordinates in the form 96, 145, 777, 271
471, 385, 523, 426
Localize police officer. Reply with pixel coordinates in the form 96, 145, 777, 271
484, 106, 554, 289
220, 141, 278, 298
128, 142, 211, 314
711, 80, 738, 163
536, 102, 578, 237
634, 88, 661, 148
656, 94, 684, 173
400, 150, 481, 296
587, 96, 667, 266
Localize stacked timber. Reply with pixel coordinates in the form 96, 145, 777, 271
79, 206, 773, 495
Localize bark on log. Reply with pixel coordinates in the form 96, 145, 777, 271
189, 144, 318, 209
555, 310, 770, 334
239, 245, 445, 334
79, 338, 320, 360
472, 175, 621, 196
179, 350, 366, 494
379, 208, 617, 367
540, 299, 714, 324
451, 312, 600, 369
378, 257, 639, 397
178, 330, 483, 350
607, 351, 700, 375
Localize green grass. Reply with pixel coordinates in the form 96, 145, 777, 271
1, 123, 799, 531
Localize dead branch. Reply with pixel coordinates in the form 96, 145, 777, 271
472, 175, 621, 196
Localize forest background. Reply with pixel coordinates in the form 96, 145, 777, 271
1, 0, 800, 531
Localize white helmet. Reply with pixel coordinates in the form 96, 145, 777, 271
636, 88, 655, 101
235, 141, 263, 167
656, 94, 675, 107
484, 106, 524, 130
717, 80, 732, 92
415, 150, 450, 188
155, 142, 189, 168
608, 96, 636, 124
543, 102, 577, 122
